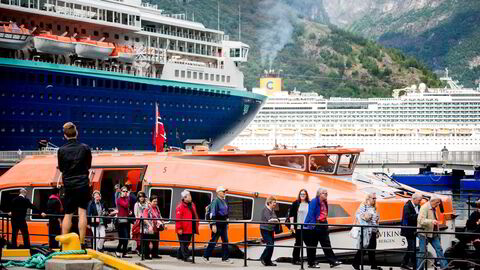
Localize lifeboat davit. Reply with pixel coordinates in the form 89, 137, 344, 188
33, 31, 76, 54
75, 37, 114, 60
110, 44, 135, 63
0, 21, 33, 50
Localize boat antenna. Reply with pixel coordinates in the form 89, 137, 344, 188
217, 1, 220, 30
238, 4, 241, 41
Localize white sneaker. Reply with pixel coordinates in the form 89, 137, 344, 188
222, 259, 234, 264
201, 257, 211, 263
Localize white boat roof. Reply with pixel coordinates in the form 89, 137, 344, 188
141, 12, 223, 34
74, 0, 141, 15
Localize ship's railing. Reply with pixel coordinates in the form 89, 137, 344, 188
358, 151, 480, 166
141, 26, 220, 44
0, 150, 57, 161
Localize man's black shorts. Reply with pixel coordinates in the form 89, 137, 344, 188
64, 186, 90, 214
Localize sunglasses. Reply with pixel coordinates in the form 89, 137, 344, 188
300, 193, 306, 196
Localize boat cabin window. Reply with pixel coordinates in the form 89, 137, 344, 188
274, 201, 291, 220
31, 188, 56, 220
187, 190, 212, 221
0, 188, 21, 214
99, 169, 143, 209
226, 195, 253, 221
268, 155, 306, 171
309, 154, 338, 174
337, 154, 358, 175
149, 188, 172, 219
328, 204, 350, 218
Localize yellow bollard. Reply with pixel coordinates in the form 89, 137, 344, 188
53, 233, 92, 260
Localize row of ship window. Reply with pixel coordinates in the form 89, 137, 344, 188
0, 127, 187, 137
174, 70, 231, 83
2, 70, 232, 97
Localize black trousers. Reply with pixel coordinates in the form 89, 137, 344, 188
142, 233, 159, 257
177, 234, 192, 260
116, 222, 130, 254
260, 229, 275, 264
402, 236, 416, 267
353, 233, 377, 268
292, 229, 304, 262
48, 220, 61, 249
11, 220, 29, 248
304, 227, 337, 266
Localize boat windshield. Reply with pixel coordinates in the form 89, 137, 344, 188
268, 155, 306, 171
337, 154, 358, 175
309, 154, 338, 174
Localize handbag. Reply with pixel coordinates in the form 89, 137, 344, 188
349, 226, 360, 239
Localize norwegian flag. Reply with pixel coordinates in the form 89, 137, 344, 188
153, 103, 166, 152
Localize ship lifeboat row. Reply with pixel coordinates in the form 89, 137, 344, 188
0, 22, 33, 50
0, 24, 135, 62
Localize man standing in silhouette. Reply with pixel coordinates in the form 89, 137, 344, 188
58, 122, 92, 245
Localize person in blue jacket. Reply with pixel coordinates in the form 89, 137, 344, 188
303, 188, 342, 268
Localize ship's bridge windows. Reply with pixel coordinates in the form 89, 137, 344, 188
268, 155, 306, 171
175, 70, 179, 77
309, 154, 338, 174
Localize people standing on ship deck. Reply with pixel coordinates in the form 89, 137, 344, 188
287, 189, 310, 265
116, 186, 132, 258
260, 196, 280, 267
9, 188, 46, 248
352, 193, 382, 270
175, 190, 199, 262
46, 188, 63, 249
133, 191, 148, 254
57, 122, 92, 245
142, 195, 165, 260
304, 188, 342, 268
202, 186, 233, 264
400, 193, 423, 270
87, 190, 109, 251
417, 196, 448, 270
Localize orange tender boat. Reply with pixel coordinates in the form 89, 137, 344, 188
0, 21, 33, 50
110, 44, 136, 63
0, 148, 455, 260
75, 37, 114, 60
33, 31, 76, 55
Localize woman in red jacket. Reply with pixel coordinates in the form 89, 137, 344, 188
175, 190, 200, 262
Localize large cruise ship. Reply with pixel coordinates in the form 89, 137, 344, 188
231, 70, 480, 152
0, 0, 265, 151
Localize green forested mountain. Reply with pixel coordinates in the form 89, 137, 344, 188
323, 0, 480, 88
151, 0, 442, 97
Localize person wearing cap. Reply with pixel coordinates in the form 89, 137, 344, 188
175, 190, 199, 262
46, 188, 63, 249
87, 190, 108, 251
57, 122, 92, 245
202, 186, 233, 264
9, 188, 46, 248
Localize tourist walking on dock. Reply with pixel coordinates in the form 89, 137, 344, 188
352, 193, 381, 270
9, 188, 46, 248
400, 193, 423, 270
133, 191, 148, 254
202, 186, 233, 264
260, 196, 280, 266
175, 190, 199, 262
287, 189, 310, 265
116, 186, 132, 258
304, 188, 342, 268
87, 190, 108, 251
142, 195, 165, 260
46, 188, 63, 249
417, 195, 448, 270
57, 122, 92, 245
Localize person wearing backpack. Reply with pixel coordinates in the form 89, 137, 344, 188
202, 186, 233, 264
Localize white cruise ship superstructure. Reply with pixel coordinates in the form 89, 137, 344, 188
231, 70, 480, 152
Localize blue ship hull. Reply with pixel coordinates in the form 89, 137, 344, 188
0, 58, 266, 151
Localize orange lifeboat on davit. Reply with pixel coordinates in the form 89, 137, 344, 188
110, 44, 135, 63
0, 21, 33, 50
33, 31, 76, 54
0, 147, 456, 260
75, 37, 114, 60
